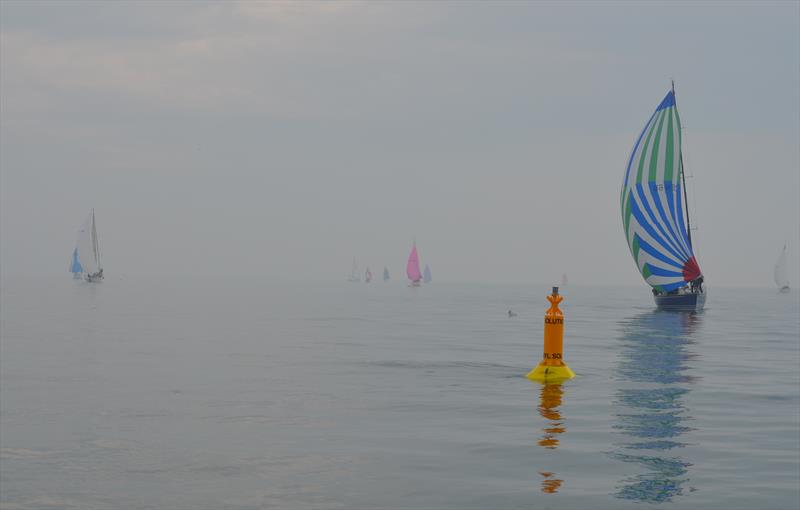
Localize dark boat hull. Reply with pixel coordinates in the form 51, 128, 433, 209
653, 291, 706, 310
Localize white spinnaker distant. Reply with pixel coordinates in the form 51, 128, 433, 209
774, 245, 789, 289
76, 211, 100, 275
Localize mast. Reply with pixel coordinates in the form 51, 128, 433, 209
673, 81, 693, 250
91, 208, 101, 269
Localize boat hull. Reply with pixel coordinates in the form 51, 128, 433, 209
653, 291, 706, 311
779, 286, 790, 294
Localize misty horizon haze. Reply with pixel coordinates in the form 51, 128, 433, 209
1, 1, 798, 288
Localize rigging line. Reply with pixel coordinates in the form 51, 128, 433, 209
682, 123, 702, 258
673, 81, 694, 254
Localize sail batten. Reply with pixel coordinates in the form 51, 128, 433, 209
621, 90, 702, 290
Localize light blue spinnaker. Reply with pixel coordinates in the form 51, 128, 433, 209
70, 247, 83, 274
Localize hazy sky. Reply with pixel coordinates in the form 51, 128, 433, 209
1, 1, 798, 286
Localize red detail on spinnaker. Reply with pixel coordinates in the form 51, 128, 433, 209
682, 256, 701, 281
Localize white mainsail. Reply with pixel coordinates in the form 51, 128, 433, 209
348, 257, 360, 282
774, 245, 789, 290
76, 210, 101, 276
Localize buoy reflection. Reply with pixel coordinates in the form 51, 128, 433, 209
536, 381, 567, 493
538, 382, 566, 449
539, 471, 563, 494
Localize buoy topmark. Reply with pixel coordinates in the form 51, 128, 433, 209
527, 286, 576, 382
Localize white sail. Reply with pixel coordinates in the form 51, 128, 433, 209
774, 245, 789, 290
76, 210, 100, 275
349, 257, 360, 282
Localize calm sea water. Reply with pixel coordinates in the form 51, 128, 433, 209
1, 278, 798, 510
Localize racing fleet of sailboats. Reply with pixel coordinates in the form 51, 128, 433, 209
69, 87, 792, 302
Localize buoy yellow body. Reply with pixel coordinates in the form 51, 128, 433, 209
527, 287, 575, 381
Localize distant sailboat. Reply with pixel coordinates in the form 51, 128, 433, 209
561, 273, 568, 287
365, 266, 372, 283
621, 84, 705, 310
423, 265, 432, 284
383, 267, 390, 282
75, 209, 103, 282
348, 258, 360, 282
774, 244, 790, 293
69, 247, 83, 279
407, 242, 422, 287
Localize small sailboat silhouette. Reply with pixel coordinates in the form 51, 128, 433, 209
774, 244, 790, 293
348, 258, 360, 282
74, 209, 103, 282
407, 242, 422, 287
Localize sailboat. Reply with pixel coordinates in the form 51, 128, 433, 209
561, 273, 568, 287
406, 242, 422, 287
348, 257, 360, 282
621, 84, 705, 310
423, 265, 432, 284
383, 267, 390, 282
774, 244, 790, 293
69, 247, 83, 279
365, 266, 372, 283
75, 209, 103, 282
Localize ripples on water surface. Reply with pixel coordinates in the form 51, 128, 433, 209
1, 278, 798, 509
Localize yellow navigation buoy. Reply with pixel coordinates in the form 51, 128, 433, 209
527, 286, 575, 381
